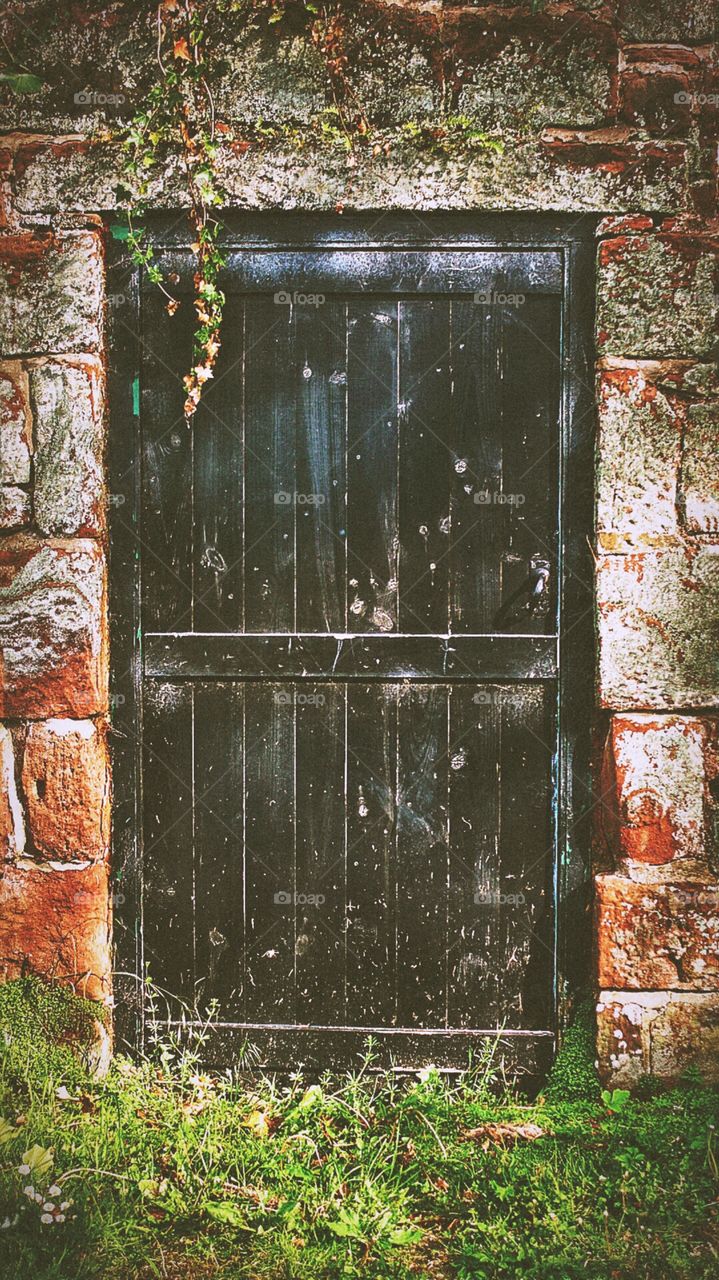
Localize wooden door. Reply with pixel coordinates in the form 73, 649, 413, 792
109, 216, 594, 1074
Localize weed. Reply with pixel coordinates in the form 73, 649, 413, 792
0, 980, 717, 1279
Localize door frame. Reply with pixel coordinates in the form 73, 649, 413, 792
106, 212, 596, 1069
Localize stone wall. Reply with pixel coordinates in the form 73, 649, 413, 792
0, 229, 110, 1004
0, 0, 716, 1080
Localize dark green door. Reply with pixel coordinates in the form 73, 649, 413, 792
110, 217, 594, 1074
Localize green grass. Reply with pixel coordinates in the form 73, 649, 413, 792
0, 980, 717, 1279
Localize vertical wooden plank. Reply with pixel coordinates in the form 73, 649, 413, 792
497, 684, 554, 1028
294, 683, 346, 1023
193, 295, 245, 632
448, 300, 506, 633
243, 297, 296, 632
447, 684, 554, 1030
499, 297, 561, 630
398, 301, 452, 634
447, 683, 503, 1028
244, 683, 296, 1024
140, 290, 195, 630
193, 683, 245, 1016
295, 302, 347, 633
142, 683, 195, 1003
396, 684, 449, 1027
346, 301, 399, 634
345, 683, 398, 1027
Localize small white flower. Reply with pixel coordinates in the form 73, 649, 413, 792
17, 1164, 30, 1176
42, 1203, 55, 1213
23, 1186, 34, 1199
60, 1201, 71, 1212
40, 1214, 53, 1225
47, 1185, 61, 1198
417, 1064, 438, 1083
34, 1193, 43, 1204
55, 1214, 65, 1224
55, 1086, 71, 1101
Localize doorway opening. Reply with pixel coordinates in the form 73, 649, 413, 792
108, 214, 595, 1074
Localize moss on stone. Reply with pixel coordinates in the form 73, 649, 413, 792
544, 1000, 600, 1102
0, 976, 106, 1087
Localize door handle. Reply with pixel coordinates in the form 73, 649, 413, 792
527, 557, 551, 616
493, 555, 552, 628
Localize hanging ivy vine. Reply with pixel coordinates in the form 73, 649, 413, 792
122, 0, 362, 420
123, 0, 231, 419
121, 0, 503, 417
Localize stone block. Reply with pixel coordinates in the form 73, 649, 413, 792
596, 543, 719, 709
216, 29, 330, 124
0, 231, 103, 357
596, 365, 682, 550
596, 231, 718, 360
14, 139, 139, 216
0, 725, 25, 858
22, 719, 110, 863
680, 397, 719, 533
0, 360, 32, 484
597, 992, 719, 1086
596, 874, 719, 989
599, 714, 719, 881
0, 536, 107, 719
457, 34, 612, 134
0, 861, 110, 1003
29, 357, 105, 536
619, 2, 717, 42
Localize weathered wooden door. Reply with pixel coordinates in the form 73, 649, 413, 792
110, 216, 593, 1074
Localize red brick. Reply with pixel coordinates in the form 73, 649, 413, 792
620, 68, 694, 136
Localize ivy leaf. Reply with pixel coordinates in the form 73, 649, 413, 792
0, 71, 44, 94
173, 38, 192, 61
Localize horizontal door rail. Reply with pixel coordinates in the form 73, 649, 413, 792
143, 248, 563, 295
163, 1023, 555, 1076
143, 632, 558, 681
139, 209, 595, 250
